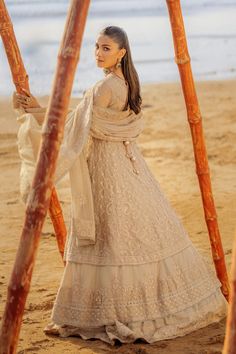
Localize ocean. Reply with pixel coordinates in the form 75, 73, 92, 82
0, 0, 236, 97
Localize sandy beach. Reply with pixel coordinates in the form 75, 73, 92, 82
0, 79, 235, 353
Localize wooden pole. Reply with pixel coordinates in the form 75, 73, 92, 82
223, 235, 236, 354
0, 1, 90, 353
166, 0, 229, 301
0, 0, 67, 262
0, 0, 29, 93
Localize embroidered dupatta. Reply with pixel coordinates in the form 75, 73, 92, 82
16, 85, 144, 247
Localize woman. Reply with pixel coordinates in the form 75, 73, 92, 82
14, 26, 227, 345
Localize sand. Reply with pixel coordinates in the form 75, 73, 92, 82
0, 79, 235, 354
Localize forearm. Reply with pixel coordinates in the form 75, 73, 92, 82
25, 106, 47, 126
25, 106, 74, 126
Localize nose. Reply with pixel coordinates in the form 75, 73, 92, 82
95, 46, 104, 59
96, 53, 103, 61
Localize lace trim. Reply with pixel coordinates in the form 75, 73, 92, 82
64, 238, 192, 265
46, 294, 226, 345
51, 266, 223, 327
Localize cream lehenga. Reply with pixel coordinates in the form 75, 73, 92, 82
16, 72, 227, 345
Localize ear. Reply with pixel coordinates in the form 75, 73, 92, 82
120, 48, 126, 59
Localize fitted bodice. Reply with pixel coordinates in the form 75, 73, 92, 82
93, 72, 129, 111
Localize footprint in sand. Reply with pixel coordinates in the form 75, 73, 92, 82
45, 293, 56, 298
26, 300, 54, 311
37, 288, 47, 292
18, 346, 41, 353
134, 349, 149, 354
205, 333, 224, 345
22, 317, 40, 325
6, 199, 18, 205
32, 339, 50, 345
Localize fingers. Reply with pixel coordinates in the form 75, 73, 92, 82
13, 89, 40, 109
17, 96, 28, 105
14, 92, 29, 109
17, 101, 27, 109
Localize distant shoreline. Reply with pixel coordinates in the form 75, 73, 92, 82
1, 77, 236, 101
1, 1, 236, 96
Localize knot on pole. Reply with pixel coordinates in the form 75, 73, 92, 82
174, 55, 190, 65
188, 114, 202, 124
187, 104, 202, 124
196, 168, 209, 175
59, 47, 80, 59
0, 22, 13, 33
206, 215, 217, 221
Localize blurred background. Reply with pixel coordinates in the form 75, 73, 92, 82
1, 0, 236, 97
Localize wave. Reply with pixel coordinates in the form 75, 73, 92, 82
5, 0, 236, 20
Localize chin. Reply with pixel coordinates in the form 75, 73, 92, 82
96, 61, 105, 68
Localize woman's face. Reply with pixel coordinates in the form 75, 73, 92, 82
95, 34, 125, 70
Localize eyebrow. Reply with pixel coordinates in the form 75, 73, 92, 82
95, 42, 111, 47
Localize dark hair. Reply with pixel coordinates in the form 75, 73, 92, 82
99, 26, 142, 114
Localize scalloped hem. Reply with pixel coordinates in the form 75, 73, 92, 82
44, 287, 227, 346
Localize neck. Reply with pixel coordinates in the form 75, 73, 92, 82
104, 67, 124, 80
111, 67, 123, 76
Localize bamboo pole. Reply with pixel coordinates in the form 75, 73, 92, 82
0, 0, 67, 262
0, 1, 90, 353
0, 0, 29, 93
223, 235, 236, 354
166, 0, 229, 301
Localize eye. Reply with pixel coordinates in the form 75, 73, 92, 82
95, 44, 110, 51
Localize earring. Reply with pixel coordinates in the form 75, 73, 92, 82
115, 58, 122, 69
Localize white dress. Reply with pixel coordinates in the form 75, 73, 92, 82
43, 72, 227, 345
